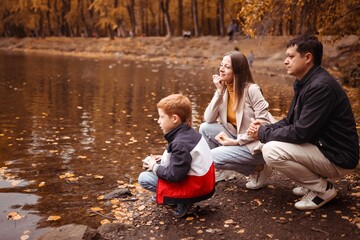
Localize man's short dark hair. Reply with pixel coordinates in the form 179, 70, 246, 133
287, 35, 323, 66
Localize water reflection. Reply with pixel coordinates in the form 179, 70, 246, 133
0, 52, 358, 238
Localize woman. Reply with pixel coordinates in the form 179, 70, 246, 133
199, 51, 275, 189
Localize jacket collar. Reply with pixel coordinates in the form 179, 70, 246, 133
164, 123, 190, 142
294, 65, 321, 90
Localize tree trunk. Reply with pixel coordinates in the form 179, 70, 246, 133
177, 0, 183, 36
161, 0, 172, 37
126, 0, 136, 37
218, 0, 224, 36
192, 0, 199, 37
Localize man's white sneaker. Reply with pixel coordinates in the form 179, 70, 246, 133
245, 164, 272, 190
292, 186, 309, 196
294, 182, 337, 210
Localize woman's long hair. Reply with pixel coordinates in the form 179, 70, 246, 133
226, 51, 255, 110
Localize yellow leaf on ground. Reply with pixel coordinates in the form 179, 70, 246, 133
94, 175, 104, 179
351, 192, 360, 197
237, 229, 246, 234
97, 195, 104, 200
254, 199, 262, 206
185, 216, 194, 221
101, 219, 111, 225
46, 215, 61, 221
267, 233, 274, 238
224, 219, 234, 224
91, 207, 104, 212
38, 182, 45, 187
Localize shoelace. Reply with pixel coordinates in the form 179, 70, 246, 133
301, 191, 317, 202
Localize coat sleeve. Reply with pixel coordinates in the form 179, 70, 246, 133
155, 144, 192, 183
258, 84, 336, 143
203, 91, 224, 123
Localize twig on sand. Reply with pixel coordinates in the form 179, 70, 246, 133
311, 227, 329, 235
89, 210, 117, 220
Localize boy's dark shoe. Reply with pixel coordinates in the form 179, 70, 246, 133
173, 203, 192, 218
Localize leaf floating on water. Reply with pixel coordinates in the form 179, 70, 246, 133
8, 212, 24, 220
38, 182, 45, 187
11, 180, 22, 186
46, 215, 61, 221
20, 235, 29, 240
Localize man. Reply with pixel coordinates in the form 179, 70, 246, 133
247, 35, 359, 210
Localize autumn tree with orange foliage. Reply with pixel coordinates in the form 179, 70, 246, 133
0, 0, 358, 38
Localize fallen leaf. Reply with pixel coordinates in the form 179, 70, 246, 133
46, 215, 61, 221
101, 219, 111, 225
351, 192, 360, 197
254, 199, 262, 206
20, 235, 29, 240
237, 229, 246, 234
8, 212, 24, 220
38, 182, 45, 187
138, 205, 146, 211
94, 175, 104, 179
91, 207, 104, 212
224, 219, 234, 224
185, 216, 194, 221
267, 233, 274, 238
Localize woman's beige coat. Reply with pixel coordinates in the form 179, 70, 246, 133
204, 83, 275, 153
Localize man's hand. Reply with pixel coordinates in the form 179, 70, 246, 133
246, 118, 262, 140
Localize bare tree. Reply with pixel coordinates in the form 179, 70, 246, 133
160, 0, 172, 37
192, 0, 199, 36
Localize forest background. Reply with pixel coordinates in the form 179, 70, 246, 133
0, 0, 359, 39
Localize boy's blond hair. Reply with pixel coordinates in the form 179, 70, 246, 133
157, 94, 192, 126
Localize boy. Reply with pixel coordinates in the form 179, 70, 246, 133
138, 94, 215, 218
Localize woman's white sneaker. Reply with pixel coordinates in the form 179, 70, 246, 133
246, 164, 272, 190
292, 186, 309, 196
294, 182, 337, 210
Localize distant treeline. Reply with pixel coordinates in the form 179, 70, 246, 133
0, 0, 359, 38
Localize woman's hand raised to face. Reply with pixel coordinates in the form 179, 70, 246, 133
213, 74, 225, 94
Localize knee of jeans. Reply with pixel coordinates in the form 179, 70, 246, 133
199, 122, 208, 135
138, 172, 147, 186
